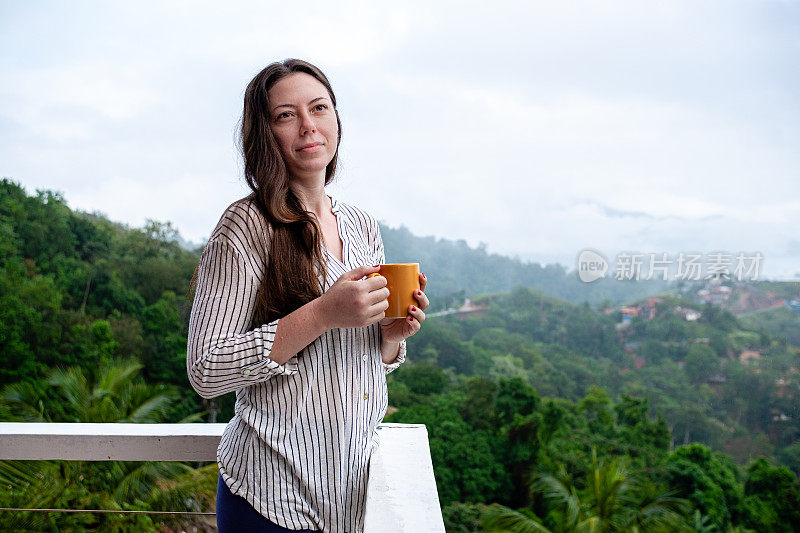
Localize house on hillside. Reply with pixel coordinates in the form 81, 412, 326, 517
707, 373, 727, 394
623, 341, 640, 353
620, 306, 639, 324
739, 350, 761, 365
675, 306, 701, 321
698, 288, 711, 304
636, 297, 663, 320
454, 298, 487, 319
697, 284, 732, 305
711, 285, 732, 305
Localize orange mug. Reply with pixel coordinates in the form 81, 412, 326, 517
368, 263, 421, 319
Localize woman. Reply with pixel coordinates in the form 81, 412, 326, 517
186, 58, 428, 533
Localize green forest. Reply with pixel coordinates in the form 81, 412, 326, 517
1, 178, 799, 532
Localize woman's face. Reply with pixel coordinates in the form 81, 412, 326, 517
268, 72, 339, 182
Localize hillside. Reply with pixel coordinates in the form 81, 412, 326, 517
380, 224, 670, 311
2, 178, 799, 531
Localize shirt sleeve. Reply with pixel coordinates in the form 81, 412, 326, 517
383, 339, 407, 374
186, 237, 299, 399
370, 218, 408, 374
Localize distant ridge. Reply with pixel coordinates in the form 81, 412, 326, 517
379, 224, 670, 311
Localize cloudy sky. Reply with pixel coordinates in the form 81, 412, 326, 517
2, 0, 798, 279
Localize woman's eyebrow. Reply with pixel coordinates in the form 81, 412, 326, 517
271, 96, 329, 113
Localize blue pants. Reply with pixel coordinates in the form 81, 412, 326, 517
216, 475, 318, 532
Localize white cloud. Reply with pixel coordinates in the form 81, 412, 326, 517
0, 63, 162, 141
67, 172, 249, 243
1, 0, 797, 280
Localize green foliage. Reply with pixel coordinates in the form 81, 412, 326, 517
0, 181, 77, 271
739, 307, 800, 347
483, 448, 690, 532
139, 291, 189, 385
481, 502, 552, 532
661, 444, 744, 530
729, 330, 763, 352
2, 178, 798, 530
388, 397, 512, 506
392, 361, 448, 396
380, 224, 669, 311
614, 395, 670, 454
639, 339, 670, 365
700, 303, 738, 333
459, 377, 499, 431
0, 459, 218, 532
0, 359, 214, 531
642, 312, 689, 342
0, 178, 200, 408
0, 256, 61, 384
407, 321, 475, 373
393, 273, 797, 530
116, 220, 197, 305
684, 344, 721, 383
580, 386, 615, 437
776, 441, 800, 477
2, 359, 176, 423
496, 377, 540, 427
739, 457, 800, 531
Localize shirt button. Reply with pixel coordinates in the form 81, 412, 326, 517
363, 393, 369, 400
242, 368, 251, 376
362, 354, 368, 362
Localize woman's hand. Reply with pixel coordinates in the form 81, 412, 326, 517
380, 272, 429, 343
316, 265, 389, 329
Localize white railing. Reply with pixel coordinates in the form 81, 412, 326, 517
0, 422, 445, 533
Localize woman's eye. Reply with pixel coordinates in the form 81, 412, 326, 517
314, 104, 328, 112
276, 112, 292, 120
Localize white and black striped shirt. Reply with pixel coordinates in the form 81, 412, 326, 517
187, 195, 406, 533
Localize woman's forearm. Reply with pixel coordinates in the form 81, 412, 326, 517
380, 338, 401, 365
268, 298, 332, 365
272, 300, 402, 366
268, 265, 390, 365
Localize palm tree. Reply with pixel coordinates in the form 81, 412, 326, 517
481, 449, 690, 532
480, 503, 555, 533
0, 359, 215, 532
1, 359, 178, 423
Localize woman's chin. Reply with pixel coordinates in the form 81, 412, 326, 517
288, 162, 333, 181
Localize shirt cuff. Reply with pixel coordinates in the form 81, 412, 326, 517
238, 318, 300, 382
383, 339, 406, 374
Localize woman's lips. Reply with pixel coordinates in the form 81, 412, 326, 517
297, 143, 323, 153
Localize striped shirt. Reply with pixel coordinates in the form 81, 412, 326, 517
187, 194, 406, 533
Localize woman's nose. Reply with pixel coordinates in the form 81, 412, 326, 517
299, 112, 316, 135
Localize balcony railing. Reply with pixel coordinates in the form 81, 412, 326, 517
0, 422, 445, 532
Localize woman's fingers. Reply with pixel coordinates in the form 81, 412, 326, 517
408, 304, 426, 324
413, 289, 430, 311
405, 314, 422, 334
366, 286, 390, 306
373, 297, 390, 314
366, 308, 387, 324
364, 274, 387, 291
419, 272, 427, 292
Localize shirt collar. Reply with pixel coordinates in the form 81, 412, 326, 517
329, 195, 341, 214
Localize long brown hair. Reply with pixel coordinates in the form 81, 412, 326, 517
187, 58, 342, 327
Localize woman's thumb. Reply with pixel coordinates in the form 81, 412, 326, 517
342, 264, 380, 281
